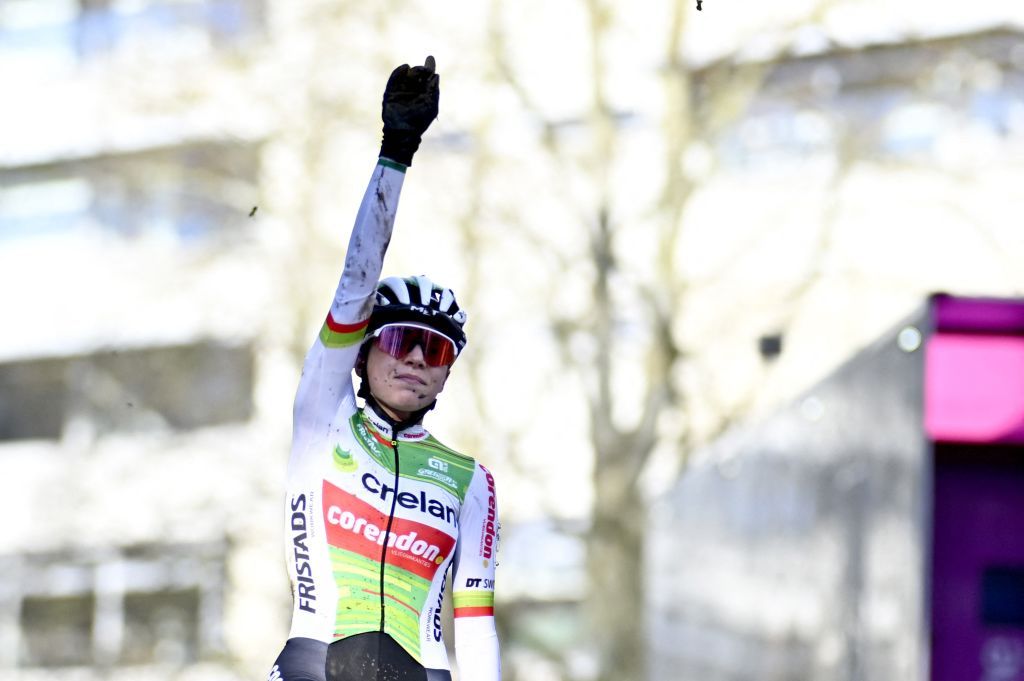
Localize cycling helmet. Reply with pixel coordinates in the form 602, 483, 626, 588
366, 275, 468, 352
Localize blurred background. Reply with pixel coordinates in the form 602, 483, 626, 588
1, 0, 1023, 680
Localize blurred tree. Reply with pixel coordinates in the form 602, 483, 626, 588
456, 2, 726, 678
467, 1, 837, 679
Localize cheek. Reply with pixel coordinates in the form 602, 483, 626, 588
428, 369, 449, 394
367, 357, 392, 390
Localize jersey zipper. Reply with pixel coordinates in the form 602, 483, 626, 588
377, 437, 401, 632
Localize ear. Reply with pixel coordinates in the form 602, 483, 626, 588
355, 344, 372, 399
356, 343, 372, 373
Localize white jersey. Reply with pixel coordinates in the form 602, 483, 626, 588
282, 159, 500, 680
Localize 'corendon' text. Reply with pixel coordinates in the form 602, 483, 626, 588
327, 505, 442, 561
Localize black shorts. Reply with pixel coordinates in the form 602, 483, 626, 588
269, 633, 452, 681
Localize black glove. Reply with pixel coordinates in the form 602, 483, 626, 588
379, 56, 440, 167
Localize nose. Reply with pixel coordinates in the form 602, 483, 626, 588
402, 342, 427, 367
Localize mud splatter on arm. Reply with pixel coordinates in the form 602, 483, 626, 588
333, 163, 407, 320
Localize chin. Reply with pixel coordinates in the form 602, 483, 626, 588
382, 395, 430, 415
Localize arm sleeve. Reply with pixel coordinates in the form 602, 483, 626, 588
291, 160, 407, 443
452, 464, 501, 681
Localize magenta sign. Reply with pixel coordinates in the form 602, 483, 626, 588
925, 334, 1024, 444
928, 296, 1024, 681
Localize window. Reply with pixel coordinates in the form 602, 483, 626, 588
122, 590, 201, 664
0, 0, 265, 68
20, 595, 95, 667
0, 341, 255, 442
0, 142, 260, 244
702, 31, 1024, 169
0, 178, 93, 240
7, 543, 225, 669
0, 358, 66, 441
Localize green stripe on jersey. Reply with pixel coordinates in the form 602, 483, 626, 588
319, 321, 367, 349
328, 546, 431, 663
453, 591, 494, 609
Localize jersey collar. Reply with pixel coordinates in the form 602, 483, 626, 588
362, 403, 429, 442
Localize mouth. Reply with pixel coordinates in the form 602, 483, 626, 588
394, 373, 427, 386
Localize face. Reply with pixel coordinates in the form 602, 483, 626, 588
365, 341, 450, 422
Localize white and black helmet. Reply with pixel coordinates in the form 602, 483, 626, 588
368, 275, 468, 352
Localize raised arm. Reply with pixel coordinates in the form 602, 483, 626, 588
452, 464, 501, 681
292, 57, 440, 441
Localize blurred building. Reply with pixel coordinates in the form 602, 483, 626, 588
649, 295, 1024, 681
649, 299, 930, 681
0, 1, 278, 679
669, 23, 1024, 428
648, 25, 1024, 681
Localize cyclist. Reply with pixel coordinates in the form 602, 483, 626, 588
268, 57, 501, 681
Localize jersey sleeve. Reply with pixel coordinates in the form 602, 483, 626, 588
291, 160, 407, 443
451, 463, 501, 681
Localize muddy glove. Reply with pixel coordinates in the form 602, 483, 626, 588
379, 56, 440, 167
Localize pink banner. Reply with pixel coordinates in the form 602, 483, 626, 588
925, 333, 1024, 444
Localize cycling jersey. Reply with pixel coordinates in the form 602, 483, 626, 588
274, 160, 501, 681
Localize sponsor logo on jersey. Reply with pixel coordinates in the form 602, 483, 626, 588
323, 481, 456, 581
328, 506, 444, 561
361, 472, 458, 528
290, 494, 317, 613
428, 457, 449, 473
479, 466, 497, 566
363, 410, 427, 442
432, 577, 446, 642
333, 445, 358, 473
354, 422, 386, 458
417, 467, 459, 490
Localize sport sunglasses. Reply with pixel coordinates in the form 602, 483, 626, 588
371, 324, 459, 368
